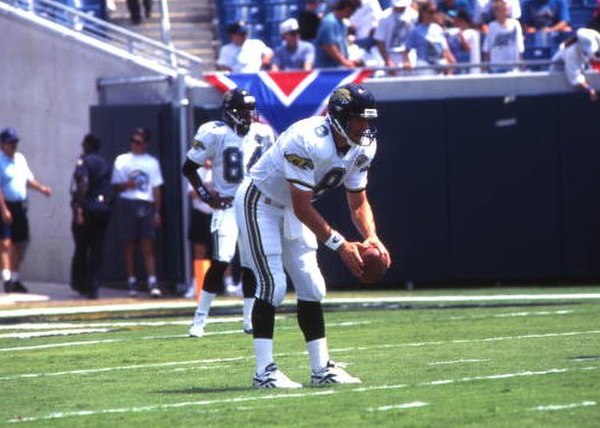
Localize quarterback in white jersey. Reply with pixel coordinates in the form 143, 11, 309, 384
235, 83, 391, 388
182, 88, 275, 337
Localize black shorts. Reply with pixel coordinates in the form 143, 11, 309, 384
116, 198, 155, 241
0, 201, 30, 243
188, 209, 211, 245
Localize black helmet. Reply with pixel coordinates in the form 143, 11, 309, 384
327, 83, 378, 147
222, 88, 257, 136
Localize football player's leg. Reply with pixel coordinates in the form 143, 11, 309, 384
284, 237, 361, 385
190, 210, 236, 337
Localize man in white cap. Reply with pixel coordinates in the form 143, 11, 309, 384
374, 0, 418, 73
552, 27, 600, 102
272, 18, 316, 71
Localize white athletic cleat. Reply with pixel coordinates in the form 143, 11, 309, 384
253, 363, 302, 389
150, 287, 162, 298
311, 360, 361, 385
188, 325, 205, 338
128, 289, 138, 298
243, 324, 253, 335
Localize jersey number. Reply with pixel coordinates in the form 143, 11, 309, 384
313, 168, 345, 199
223, 147, 243, 183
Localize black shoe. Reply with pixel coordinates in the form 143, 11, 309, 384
3, 281, 13, 293
11, 281, 28, 293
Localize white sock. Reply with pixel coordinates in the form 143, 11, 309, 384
243, 298, 254, 328
307, 338, 329, 372
254, 338, 274, 374
148, 275, 157, 287
11, 271, 20, 282
2, 269, 10, 282
127, 276, 136, 285
193, 290, 216, 327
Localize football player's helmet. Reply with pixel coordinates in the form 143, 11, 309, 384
222, 88, 257, 136
327, 83, 378, 147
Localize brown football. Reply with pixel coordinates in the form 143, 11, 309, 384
360, 246, 388, 284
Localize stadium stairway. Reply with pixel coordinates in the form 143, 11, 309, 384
108, 0, 219, 72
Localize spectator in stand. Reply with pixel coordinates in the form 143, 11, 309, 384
314, 0, 363, 68
217, 22, 273, 73
0, 128, 52, 294
472, 0, 520, 31
374, 0, 419, 74
445, 8, 482, 74
403, 0, 457, 74
552, 28, 600, 101
482, 0, 524, 73
272, 18, 316, 71
111, 128, 164, 298
521, 0, 571, 34
299, 0, 323, 41
349, 0, 383, 50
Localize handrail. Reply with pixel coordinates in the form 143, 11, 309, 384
0, 0, 204, 77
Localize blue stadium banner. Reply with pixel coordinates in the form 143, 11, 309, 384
205, 69, 372, 134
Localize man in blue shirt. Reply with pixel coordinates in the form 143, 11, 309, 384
521, 0, 571, 33
0, 128, 52, 293
273, 18, 316, 71
314, 0, 362, 68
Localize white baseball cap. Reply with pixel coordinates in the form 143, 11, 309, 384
279, 18, 300, 35
393, 0, 412, 7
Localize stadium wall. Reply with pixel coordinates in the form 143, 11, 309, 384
0, 13, 173, 283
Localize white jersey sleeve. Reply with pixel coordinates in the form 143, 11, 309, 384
187, 121, 225, 165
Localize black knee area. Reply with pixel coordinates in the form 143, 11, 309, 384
203, 260, 228, 294
241, 267, 256, 298
297, 300, 325, 342
252, 298, 276, 339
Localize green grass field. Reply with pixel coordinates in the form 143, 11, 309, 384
1, 288, 599, 427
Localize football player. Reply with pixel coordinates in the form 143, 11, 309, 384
182, 88, 275, 337
234, 83, 391, 388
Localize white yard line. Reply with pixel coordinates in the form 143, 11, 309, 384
368, 401, 429, 411
529, 401, 596, 411
428, 358, 490, 366
5, 390, 336, 424
449, 309, 574, 320
2, 330, 599, 381
0, 328, 113, 339
6, 366, 598, 423
1, 293, 599, 319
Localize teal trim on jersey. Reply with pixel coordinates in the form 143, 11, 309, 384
244, 184, 275, 303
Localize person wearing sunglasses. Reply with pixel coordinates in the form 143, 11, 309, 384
111, 128, 164, 298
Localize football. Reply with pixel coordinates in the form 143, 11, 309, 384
360, 246, 388, 284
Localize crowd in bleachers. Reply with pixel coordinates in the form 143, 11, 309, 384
215, 0, 600, 75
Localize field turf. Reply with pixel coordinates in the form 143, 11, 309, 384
0, 288, 599, 427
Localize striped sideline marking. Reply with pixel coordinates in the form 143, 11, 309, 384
529, 401, 597, 412
6, 366, 598, 423
1, 292, 600, 319
2, 329, 599, 380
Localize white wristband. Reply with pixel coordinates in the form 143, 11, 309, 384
324, 230, 345, 251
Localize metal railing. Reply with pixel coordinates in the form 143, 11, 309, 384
0, 0, 204, 77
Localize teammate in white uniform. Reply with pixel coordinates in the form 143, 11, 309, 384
182, 88, 275, 337
235, 83, 391, 388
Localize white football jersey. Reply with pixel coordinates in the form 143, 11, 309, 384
187, 121, 275, 198
250, 116, 376, 207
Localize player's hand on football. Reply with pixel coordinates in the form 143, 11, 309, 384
363, 235, 391, 268
337, 241, 367, 279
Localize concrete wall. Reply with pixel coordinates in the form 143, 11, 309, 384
0, 13, 173, 283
